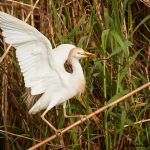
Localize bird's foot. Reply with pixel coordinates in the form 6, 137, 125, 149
79, 115, 89, 123
55, 128, 64, 136
64, 114, 89, 124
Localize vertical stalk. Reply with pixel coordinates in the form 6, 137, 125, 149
101, 29, 109, 98
101, 29, 109, 149
103, 55, 107, 98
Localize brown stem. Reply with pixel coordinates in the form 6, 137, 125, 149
0, 0, 40, 63
28, 82, 150, 150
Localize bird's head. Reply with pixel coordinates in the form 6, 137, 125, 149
67, 47, 95, 63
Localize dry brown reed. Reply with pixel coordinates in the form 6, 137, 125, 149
0, 0, 150, 149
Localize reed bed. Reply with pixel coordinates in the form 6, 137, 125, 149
0, 0, 150, 149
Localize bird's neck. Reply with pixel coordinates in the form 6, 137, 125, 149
71, 58, 83, 75
71, 58, 85, 93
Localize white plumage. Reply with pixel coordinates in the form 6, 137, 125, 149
0, 12, 95, 132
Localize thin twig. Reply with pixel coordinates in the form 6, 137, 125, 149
24, 0, 39, 22
0, 129, 39, 142
138, 0, 150, 8
6, 0, 39, 9
124, 118, 150, 128
0, 0, 40, 63
0, 129, 59, 147
0, 44, 12, 64
28, 82, 150, 150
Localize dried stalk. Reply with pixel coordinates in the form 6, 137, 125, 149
124, 118, 150, 128
0, 0, 40, 64
6, 0, 39, 9
138, 0, 150, 7
0, 129, 40, 142
28, 82, 150, 150
0, 129, 60, 147
2, 42, 9, 149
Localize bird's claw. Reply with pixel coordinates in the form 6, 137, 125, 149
79, 115, 90, 125
55, 129, 64, 136
79, 115, 87, 122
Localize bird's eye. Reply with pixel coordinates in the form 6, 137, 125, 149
77, 52, 81, 54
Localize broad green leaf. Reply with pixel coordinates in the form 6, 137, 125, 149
101, 29, 110, 51
119, 50, 141, 84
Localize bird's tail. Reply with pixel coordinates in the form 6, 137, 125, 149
23, 88, 42, 109
28, 93, 50, 115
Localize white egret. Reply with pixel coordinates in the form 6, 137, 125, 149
0, 12, 95, 133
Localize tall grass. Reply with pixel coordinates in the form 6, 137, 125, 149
0, 0, 150, 149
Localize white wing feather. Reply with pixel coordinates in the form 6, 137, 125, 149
0, 12, 61, 95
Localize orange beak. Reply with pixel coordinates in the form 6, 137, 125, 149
82, 51, 96, 57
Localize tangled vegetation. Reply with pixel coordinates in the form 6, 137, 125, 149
0, 0, 150, 149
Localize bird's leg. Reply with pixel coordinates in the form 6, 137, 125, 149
63, 101, 86, 118
41, 108, 62, 135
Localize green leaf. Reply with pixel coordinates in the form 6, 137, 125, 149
111, 30, 126, 50
101, 29, 110, 51
129, 15, 150, 38
119, 50, 141, 84
108, 90, 129, 104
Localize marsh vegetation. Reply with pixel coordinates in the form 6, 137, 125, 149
0, 0, 150, 149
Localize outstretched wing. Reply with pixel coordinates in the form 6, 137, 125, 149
0, 12, 60, 95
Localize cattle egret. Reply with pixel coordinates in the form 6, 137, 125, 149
0, 12, 95, 133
